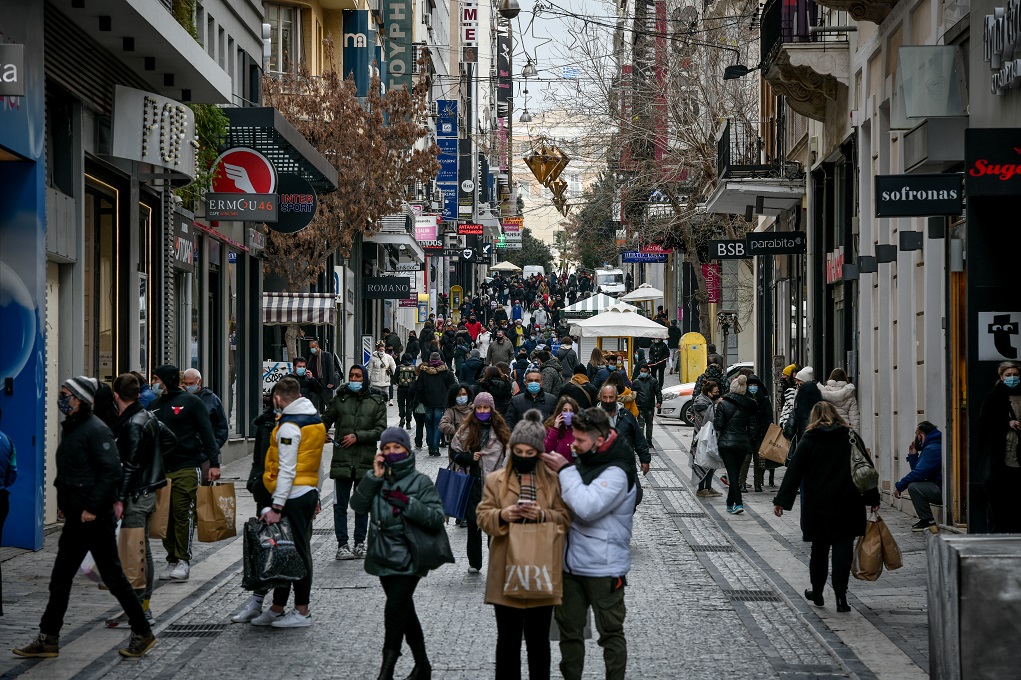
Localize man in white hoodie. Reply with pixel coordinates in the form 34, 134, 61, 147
542, 407, 637, 680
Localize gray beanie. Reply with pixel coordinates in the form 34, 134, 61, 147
64, 376, 99, 405
380, 426, 412, 453
509, 409, 547, 453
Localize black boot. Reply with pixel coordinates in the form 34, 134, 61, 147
804, 589, 824, 607
377, 649, 401, 680
404, 641, 432, 680
835, 593, 850, 613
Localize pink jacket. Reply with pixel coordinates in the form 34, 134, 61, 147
544, 426, 575, 462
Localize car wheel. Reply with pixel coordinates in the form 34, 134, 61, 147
681, 402, 695, 426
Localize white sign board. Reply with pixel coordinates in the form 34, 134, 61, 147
111, 85, 196, 184
263, 361, 293, 394
978, 311, 1021, 361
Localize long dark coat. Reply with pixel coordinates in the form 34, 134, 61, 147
773, 423, 880, 543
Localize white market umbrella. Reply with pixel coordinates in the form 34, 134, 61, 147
490, 261, 522, 272
620, 284, 665, 303
562, 293, 638, 317
569, 304, 670, 339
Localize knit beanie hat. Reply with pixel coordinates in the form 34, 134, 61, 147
473, 391, 495, 409
380, 426, 412, 453
63, 376, 99, 405
509, 409, 547, 452
782, 363, 798, 378
795, 366, 815, 382
154, 364, 181, 390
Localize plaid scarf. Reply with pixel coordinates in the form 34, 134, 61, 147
517, 472, 537, 503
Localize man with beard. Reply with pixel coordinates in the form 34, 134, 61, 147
486, 329, 515, 367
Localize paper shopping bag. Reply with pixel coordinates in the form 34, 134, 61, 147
875, 514, 903, 570
758, 423, 791, 466
118, 526, 147, 589
503, 522, 564, 600
149, 480, 172, 540
852, 514, 884, 581
196, 482, 237, 542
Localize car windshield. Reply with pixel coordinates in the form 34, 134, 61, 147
597, 273, 624, 285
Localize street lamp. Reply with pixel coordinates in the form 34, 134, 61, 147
498, 0, 520, 19
522, 59, 538, 78
519, 109, 533, 123
724, 62, 762, 80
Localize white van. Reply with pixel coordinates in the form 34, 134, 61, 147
522, 265, 546, 279
595, 267, 626, 296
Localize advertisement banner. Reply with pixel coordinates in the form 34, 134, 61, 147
437, 100, 458, 137
621, 251, 668, 263
384, 0, 412, 93
437, 137, 458, 183
440, 185, 458, 221
496, 21, 512, 172
502, 216, 523, 233
415, 214, 438, 241
702, 264, 721, 304
459, 137, 475, 216
342, 10, 373, 97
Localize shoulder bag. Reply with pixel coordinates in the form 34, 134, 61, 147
849, 430, 879, 493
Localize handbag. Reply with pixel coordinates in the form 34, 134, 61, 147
849, 430, 879, 494
758, 423, 790, 466
435, 465, 474, 520
242, 517, 307, 591
694, 406, 724, 469
503, 522, 564, 600
367, 521, 413, 572
404, 519, 456, 571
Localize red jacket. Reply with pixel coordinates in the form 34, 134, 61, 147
544, 425, 574, 462
465, 321, 483, 340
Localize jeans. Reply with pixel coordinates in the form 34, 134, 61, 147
907, 481, 941, 523
380, 575, 425, 653
426, 406, 444, 452
494, 604, 554, 680
164, 467, 200, 563
555, 572, 627, 680
809, 540, 854, 595
333, 478, 368, 547
120, 492, 156, 602
273, 490, 318, 608
719, 448, 746, 507
40, 513, 151, 636
397, 388, 413, 423
467, 519, 483, 570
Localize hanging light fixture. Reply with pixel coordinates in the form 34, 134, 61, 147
522, 59, 538, 78
519, 109, 533, 123
498, 0, 520, 19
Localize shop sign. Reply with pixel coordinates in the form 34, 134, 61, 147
385, 0, 413, 94
978, 311, 1021, 360
394, 261, 424, 272
247, 227, 267, 252
111, 85, 196, 181
415, 214, 439, 241
210, 147, 277, 194
458, 223, 483, 235
461, 0, 478, 63
421, 240, 443, 251
983, 0, 1021, 95
437, 101, 458, 138
875, 174, 964, 217
437, 138, 458, 182
825, 247, 845, 285
173, 214, 196, 272
746, 231, 806, 255
364, 276, 411, 299
399, 298, 418, 307
502, 216, 522, 233
701, 264, 721, 303
621, 251, 668, 263
965, 128, 1021, 196
641, 243, 672, 254
709, 239, 749, 259
206, 193, 278, 222
0, 44, 24, 97
272, 173, 317, 233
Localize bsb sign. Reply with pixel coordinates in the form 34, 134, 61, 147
966, 128, 1021, 196
874, 174, 964, 217
709, 232, 807, 259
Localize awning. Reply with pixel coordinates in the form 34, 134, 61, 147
263, 293, 337, 326
562, 293, 638, 318
365, 231, 426, 263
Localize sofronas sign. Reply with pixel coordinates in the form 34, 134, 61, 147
874, 174, 964, 217
966, 128, 1021, 196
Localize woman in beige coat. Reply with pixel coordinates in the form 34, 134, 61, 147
477, 409, 572, 680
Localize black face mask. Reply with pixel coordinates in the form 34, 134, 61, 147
512, 454, 539, 474
600, 401, 617, 414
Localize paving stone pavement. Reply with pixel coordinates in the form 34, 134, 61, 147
0, 401, 931, 679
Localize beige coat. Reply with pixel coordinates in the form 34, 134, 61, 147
476, 466, 572, 608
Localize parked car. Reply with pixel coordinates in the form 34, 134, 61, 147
658, 362, 754, 425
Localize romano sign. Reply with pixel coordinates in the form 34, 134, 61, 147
874, 174, 964, 217
363, 276, 411, 299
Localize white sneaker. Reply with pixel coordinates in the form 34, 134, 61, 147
159, 562, 178, 580
352, 543, 366, 559
231, 596, 265, 624
250, 608, 286, 626
336, 544, 356, 560
169, 561, 190, 581
468, 567, 480, 574
270, 609, 313, 628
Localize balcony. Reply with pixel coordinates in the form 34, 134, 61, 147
813, 0, 900, 24
705, 120, 805, 217
761, 0, 850, 122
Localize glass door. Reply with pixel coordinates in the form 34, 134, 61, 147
84, 178, 119, 383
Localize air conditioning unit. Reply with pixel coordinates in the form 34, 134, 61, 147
424, 12, 432, 28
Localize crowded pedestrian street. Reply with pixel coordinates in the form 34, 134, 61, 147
0, 385, 930, 679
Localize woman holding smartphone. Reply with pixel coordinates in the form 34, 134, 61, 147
450, 392, 510, 573
543, 396, 580, 462
477, 410, 572, 680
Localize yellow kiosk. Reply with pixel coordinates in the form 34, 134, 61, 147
678, 332, 708, 383
569, 304, 669, 377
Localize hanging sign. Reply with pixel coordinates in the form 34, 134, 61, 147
458, 223, 483, 235
363, 276, 411, 299
708, 239, 749, 259
111, 85, 196, 182
272, 173, 318, 233
965, 128, 1021, 196
978, 311, 1021, 360
875, 174, 964, 217
702, 264, 721, 303
621, 251, 667, 263
746, 231, 806, 255
206, 194, 278, 222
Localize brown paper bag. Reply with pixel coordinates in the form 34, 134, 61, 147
852, 516, 884, 581
503, 522, 564, 600
758, 423, 791, 466
118, 526, 147, 589
876, 515, 903, 570
196, 482, 237, 542
149, 480, 172, 540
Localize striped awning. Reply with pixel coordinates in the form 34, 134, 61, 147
562, 293, 638, 318
263, 293, 337, 326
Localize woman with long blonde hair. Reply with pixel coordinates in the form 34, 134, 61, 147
773, 401, 880, 613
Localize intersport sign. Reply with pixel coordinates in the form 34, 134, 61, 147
874, 174, 964, 217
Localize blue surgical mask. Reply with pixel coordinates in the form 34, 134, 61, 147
184, 384, 199, 394
57, 394, 74, 415
748, 385, 759, 395
527, 382, 541, 394
607, 364, 617, 371
639, 371, 649, 379
1006, 376, 1021, 388
310, 347, 318, 354
456, 395, 468, 405
348, 381, 363, 392
296, 367, 307, 376
152, 383, 164, 397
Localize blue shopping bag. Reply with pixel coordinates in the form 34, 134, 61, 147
436, 465, 473, 520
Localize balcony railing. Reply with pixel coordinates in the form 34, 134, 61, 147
761, 0, 850, 68
717, 120, 778, 180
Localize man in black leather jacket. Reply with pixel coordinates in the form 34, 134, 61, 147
14, 377, 156, 659
106, 373, 177, 627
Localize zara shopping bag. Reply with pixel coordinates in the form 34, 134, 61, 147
758, 423, 790, 466
503, 522, 564, 600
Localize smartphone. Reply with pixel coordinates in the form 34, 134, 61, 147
517, 499, 535, 505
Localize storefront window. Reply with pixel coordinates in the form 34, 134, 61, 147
84, 179, 118, 383
138, 205, 152, 376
